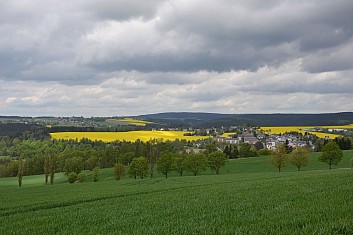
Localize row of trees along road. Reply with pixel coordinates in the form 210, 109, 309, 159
270, 141, 343, 172
128, 151, 227, 179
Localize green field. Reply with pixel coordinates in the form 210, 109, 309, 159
1, 152, 352, 234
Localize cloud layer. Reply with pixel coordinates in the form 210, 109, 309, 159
1, 0, 353, 116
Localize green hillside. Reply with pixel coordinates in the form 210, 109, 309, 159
1, 151, 352, 234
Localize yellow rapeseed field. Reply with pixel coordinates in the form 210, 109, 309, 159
259, 126, 346, 139
50, 131, 210, 142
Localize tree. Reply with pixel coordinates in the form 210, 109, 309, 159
238, 143, 258, 158
319, 142, 343, 170
205, 143, 218, 155
146, 140, 159, 178
92, 166, 100, 182
290, 147, 309, 171
49, 156, 56, 185
230, 145, 239, 159
64, 156, 84, 175
156, 151, 175, 178
129, 157, 149, 179
223, 145, 231, 158
44, 156, 50, 184
254, 141, 264, 151
269, 144, 288, 172
185, 153, 208, 176
208, 151, 227, 175
334, 137, 352, 150
113, 163, 125, 180
175, 154, 186, 177
17, 159, 24, 187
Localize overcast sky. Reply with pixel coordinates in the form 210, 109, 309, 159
1, 0, 353, 117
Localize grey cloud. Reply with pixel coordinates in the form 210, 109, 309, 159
82, 0, 165, 21
1, 0, 353, 116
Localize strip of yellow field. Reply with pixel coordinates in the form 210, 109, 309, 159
320, 124, 353, 129
260, 126, 341, 139
50, 131, 211, 142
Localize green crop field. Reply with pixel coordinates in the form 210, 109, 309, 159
1, 151, 353, 234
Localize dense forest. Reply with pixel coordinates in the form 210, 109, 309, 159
135, 112, 353, 128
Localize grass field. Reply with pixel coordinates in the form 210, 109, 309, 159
50, 131, 211, 142
106, 118, 153, 127
1, 151, 352, 234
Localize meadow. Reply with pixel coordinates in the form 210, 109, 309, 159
1, 151, 352, 234
106, 118, 153, 127
50, 131, 210, 142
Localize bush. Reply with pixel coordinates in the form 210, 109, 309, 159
258, 148, 273, 156
67, 172, 78, 184
77, 172, 87, 183
92, 167, 100, 182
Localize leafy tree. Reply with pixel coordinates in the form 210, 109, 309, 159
113, 163, 125, 180
254, 141, 264, 151
67, 172, 77, 184
120, 151, 134, 166
319, 142, 343, 170
314, 139, 324, 152
92, 166, 100, 182
334, 137, 352, 150
64, 156, 84, 175
290, 147, 309, 171
185, 153, 208, 176
129, 157, 149, 179
238, 143, 258, 158
17, 159, 24, 187
156, 151, 175, 178
230, 145, 239, 159
205, 143, 218, 155
7, 160, 19, 177
208, 151, 227, 175
223, 146, 231, 158
269, 144, 288, 172
175, 154, 186, 177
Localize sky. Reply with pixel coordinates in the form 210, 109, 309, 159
1, 0, 353, 117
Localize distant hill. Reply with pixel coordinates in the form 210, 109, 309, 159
133, 112, 353, 128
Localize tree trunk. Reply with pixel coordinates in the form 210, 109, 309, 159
50, 173, 54, 185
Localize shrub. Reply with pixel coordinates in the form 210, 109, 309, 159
67, 172, 78, 184
77, 172, 87, 183
258, 148, 273, 156
92, 167, 100, 182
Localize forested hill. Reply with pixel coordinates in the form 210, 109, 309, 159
134, 112, 353, 128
